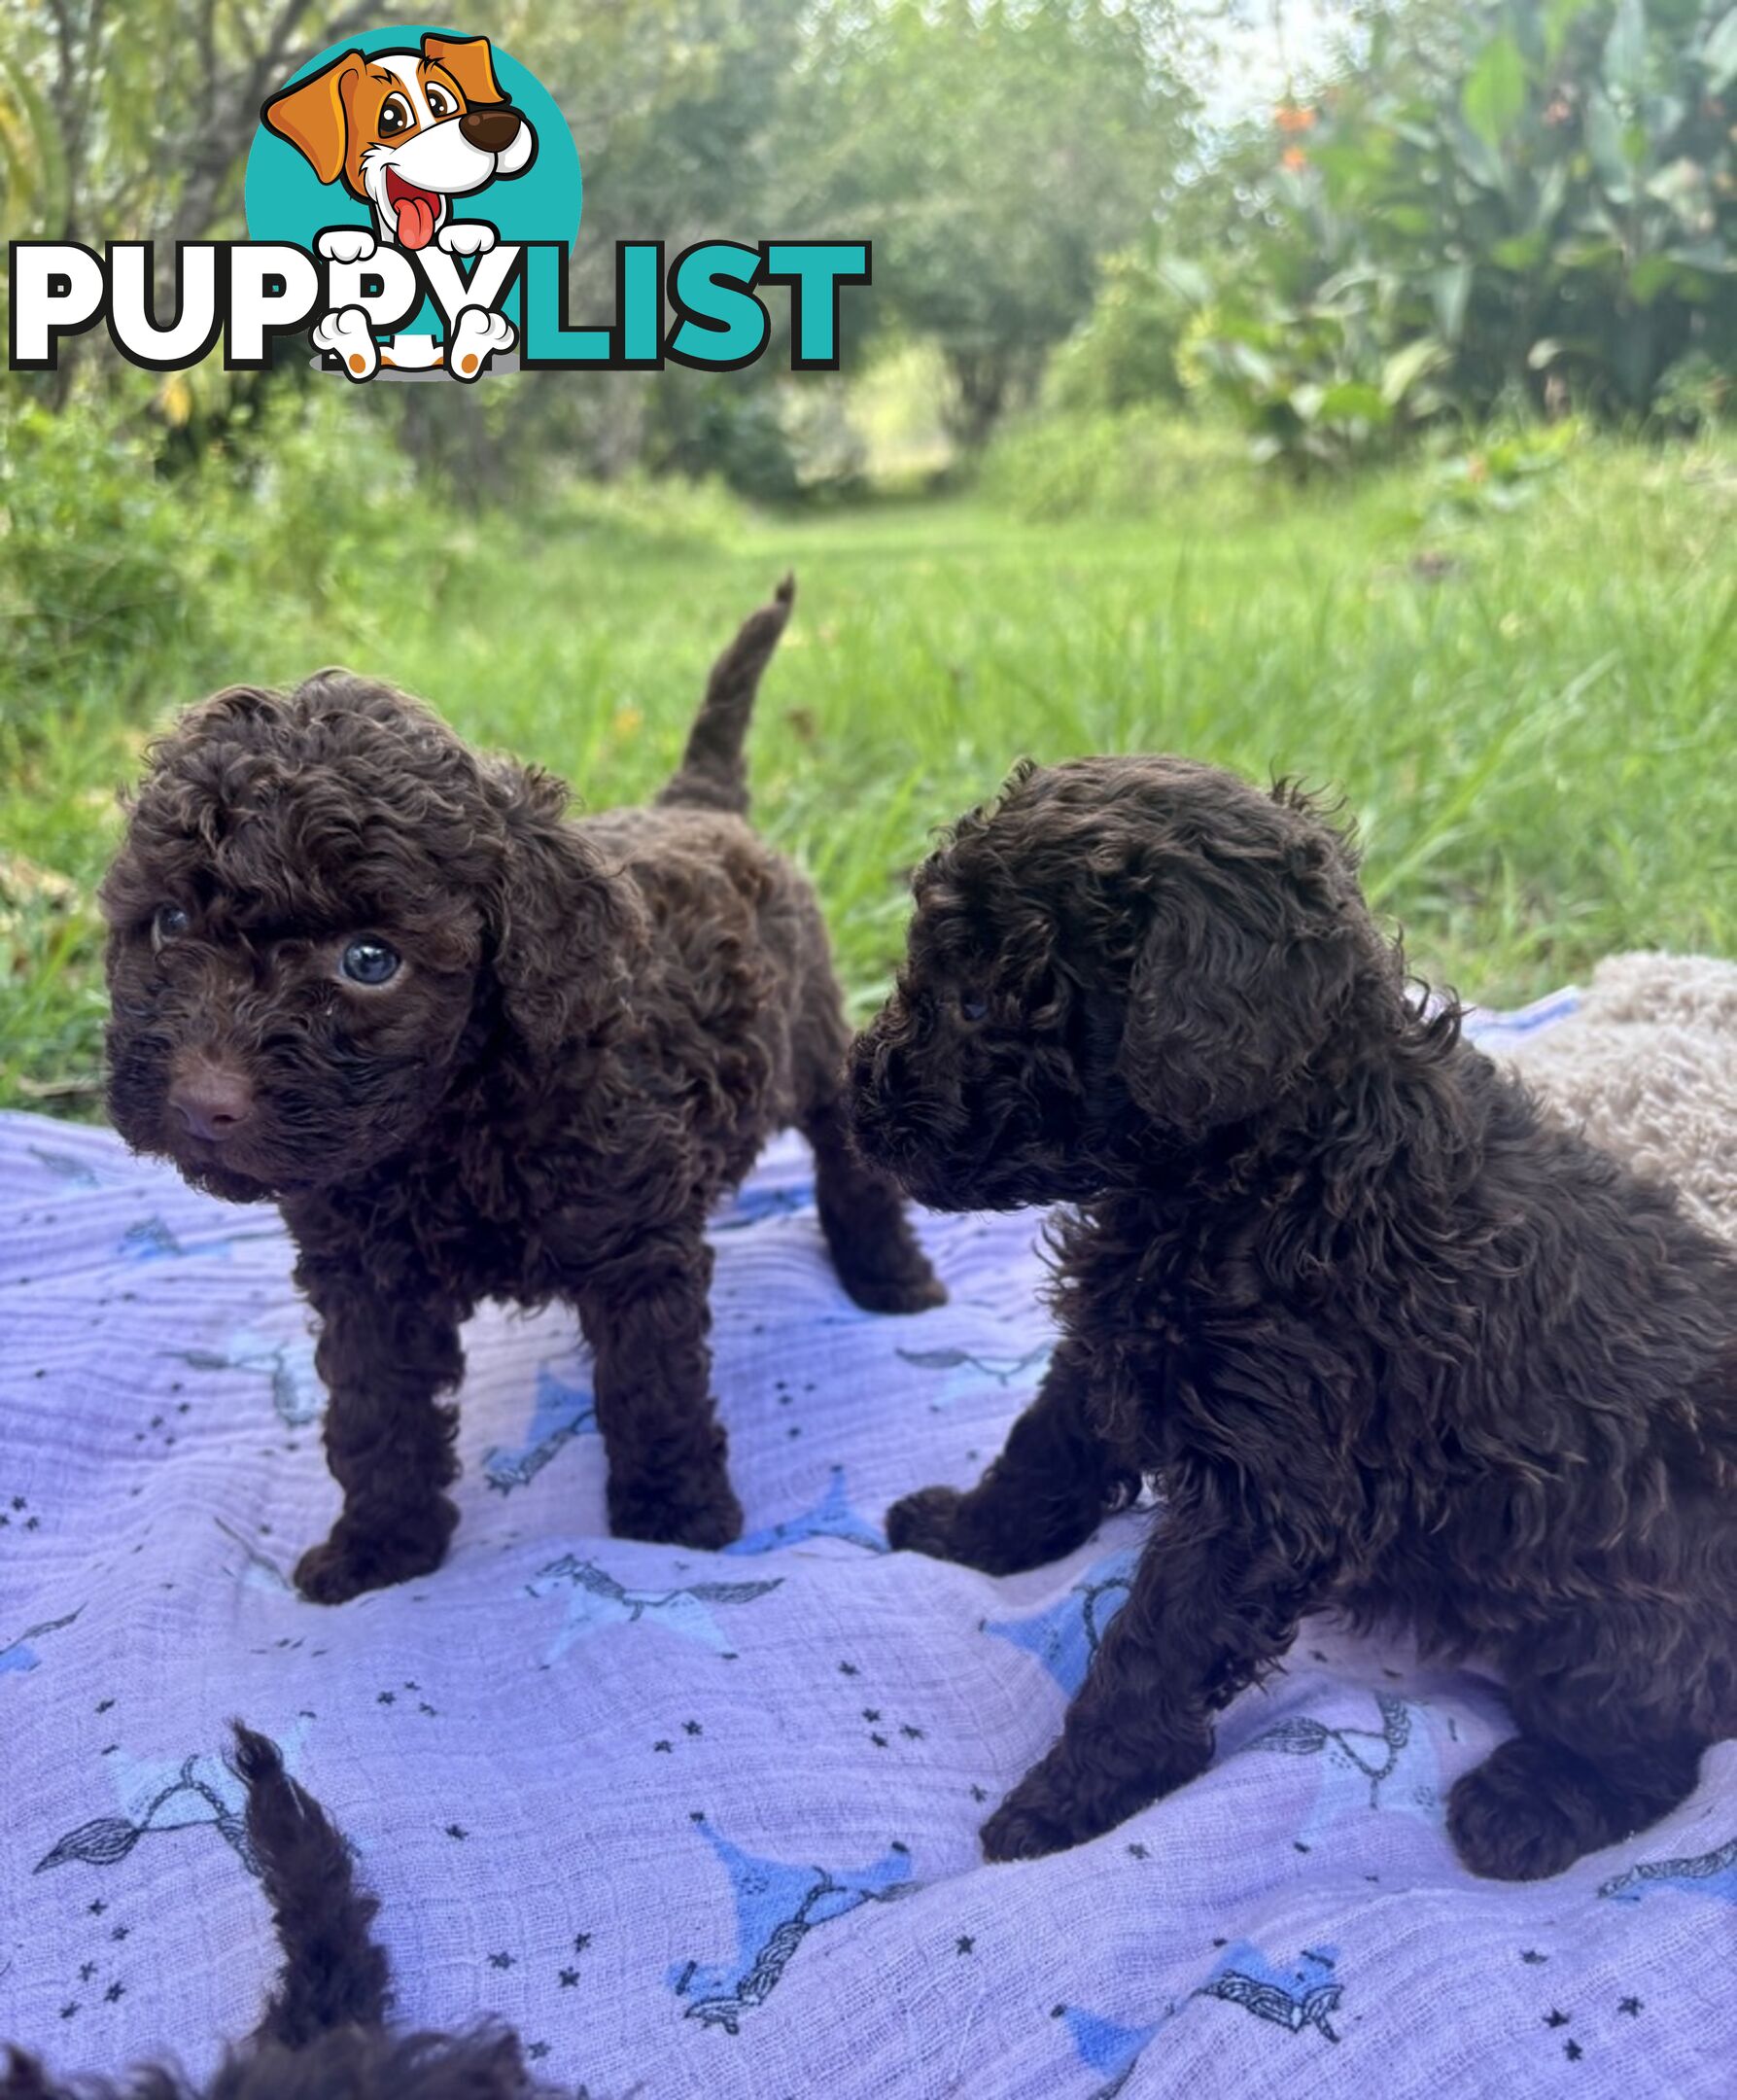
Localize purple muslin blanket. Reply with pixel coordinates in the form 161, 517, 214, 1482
2, 990, 1731, 2096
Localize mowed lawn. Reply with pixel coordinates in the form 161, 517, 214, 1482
2, 437, 1732, 1114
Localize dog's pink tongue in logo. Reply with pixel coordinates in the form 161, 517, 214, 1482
385, 169, 439, 250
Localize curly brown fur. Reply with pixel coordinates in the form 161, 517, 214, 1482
2, 1725, 562, 2100
849, 754, 1737, 1881
102, 578, 941, 1602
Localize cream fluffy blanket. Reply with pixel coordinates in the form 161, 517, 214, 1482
1502, 952, 1737, 1247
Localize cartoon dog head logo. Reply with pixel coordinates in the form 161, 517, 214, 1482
261, 32, 537, 253
247, 26, 577, 381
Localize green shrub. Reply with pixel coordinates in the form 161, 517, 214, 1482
542, 470, 751, 550
0, 388, 216, 730
1044, 251, 1207, 415
0, 385, 477, 737
976, 406, 1268, 522
1055, 0, 1737, 473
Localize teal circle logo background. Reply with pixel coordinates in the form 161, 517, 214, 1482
244, 24, 580, 246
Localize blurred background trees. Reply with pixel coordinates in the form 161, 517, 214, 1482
4, 0, 1732, 1100
0, 0, 1732, 495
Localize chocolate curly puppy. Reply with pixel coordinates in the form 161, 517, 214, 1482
102, 580, 941, 1601
850, 755, 1737, 1880
3, 1723, 561, 2098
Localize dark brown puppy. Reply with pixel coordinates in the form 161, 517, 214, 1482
102, 580, 941, 1602
849, 754, 1737, 1880
3, 1724, 561, 2099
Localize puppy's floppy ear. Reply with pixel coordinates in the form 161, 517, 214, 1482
1117, 830, 1367, 1135
423, 31, 506, 105
488, 766, 645, 1057
261, 52, 362, 186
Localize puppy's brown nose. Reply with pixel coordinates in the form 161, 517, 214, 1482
460, 106, 523, 154
169, 1059, 255, 1143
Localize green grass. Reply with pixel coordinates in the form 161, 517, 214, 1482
2, 434, 1733, 1116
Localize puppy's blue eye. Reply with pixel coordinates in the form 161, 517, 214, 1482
152, 905, 190, 947
959, 997, 989, 1022
340, 937, 400, 987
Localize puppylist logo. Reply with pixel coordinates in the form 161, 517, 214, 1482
8, 24, 869, 383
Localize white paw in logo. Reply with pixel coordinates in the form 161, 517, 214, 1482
437, 221, 499, 258
316, 228, 377, 265
447, 305, 514, 381
311, 304, 379, 381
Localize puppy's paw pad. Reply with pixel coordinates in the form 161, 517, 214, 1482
447, 305, 515, 380
1447, 1750, 1589, 1882
310, 304, 378, 380
437, 219, 498, 257
317, 228, 377, 264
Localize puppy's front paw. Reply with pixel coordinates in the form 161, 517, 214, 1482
609, 1474, 745, 1552
447, 305, 515, 380
317, 228, 376, 264
842, 1266, 948, 1316
886, 1485, 970, 1558
294, 1503, 455, 1604
886, 1484, 1030, 1574
981, 1781, 1085, 1864
437, 219, 498, 257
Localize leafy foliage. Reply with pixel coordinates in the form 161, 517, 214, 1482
1311, 0, 1737, 420
1067, 0, 1737, 471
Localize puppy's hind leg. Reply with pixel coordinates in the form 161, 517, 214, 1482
804, 1087, 947, 1313
795, 957, 943, 1312
1447, 1634, 1712, 1881
577, 1228, 744, 1551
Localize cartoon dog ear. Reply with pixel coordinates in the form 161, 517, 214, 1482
1117, 836, 1366, 1138
487, 766, 646, 1057
423, 31, 506, 106
261, 51, 362, 185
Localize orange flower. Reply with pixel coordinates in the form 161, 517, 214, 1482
1275, 102, 1317, 134
1281, 145, 1310, 172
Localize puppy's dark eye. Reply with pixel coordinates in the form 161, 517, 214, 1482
378, 93, 412, 136
959, 996, 989, 1022
152, 905, 190, 950
339, 937, 400, 987
426, 84, 455, 119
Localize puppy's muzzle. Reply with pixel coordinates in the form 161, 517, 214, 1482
168, 1051, 256, 1144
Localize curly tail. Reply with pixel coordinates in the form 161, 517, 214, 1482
657, 573, 795, 817
229, 1721, 392, 2048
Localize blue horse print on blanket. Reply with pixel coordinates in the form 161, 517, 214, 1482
524, 1555, 782, 1662
35, 1724, 309, 1876
670, 1816, 918, 2032
982, 1549, 1138, 1698
725, 1466, 888, 1556
1198, 1943, 1343, 2042
483, 1360, 598, 1492
1599, 1836, 1737, 1906
1250, 1693, 1441, 1846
